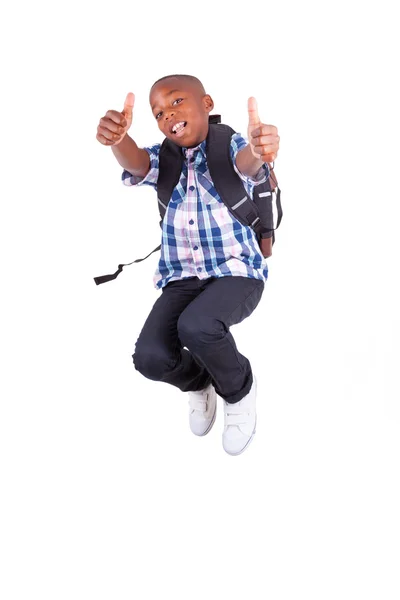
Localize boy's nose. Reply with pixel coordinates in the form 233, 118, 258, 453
164, 111, 175, 122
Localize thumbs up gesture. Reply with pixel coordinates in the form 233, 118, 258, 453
247, 97, 279, 163
96, 92, 135, 146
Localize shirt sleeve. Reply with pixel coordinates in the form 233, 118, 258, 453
230, 132, 270, 186
121, 143, 161, 188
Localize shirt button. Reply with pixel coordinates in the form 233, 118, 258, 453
189, 219, 194, 225
193, 246, 198, 250
189, 185, 195, 191
197, 267, 202, 272
190, 157, 195, 163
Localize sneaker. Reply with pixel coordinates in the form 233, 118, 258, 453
188, 383, 217, 436
222, 377, 257, 455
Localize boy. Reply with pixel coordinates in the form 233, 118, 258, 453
96, 74, 280, 455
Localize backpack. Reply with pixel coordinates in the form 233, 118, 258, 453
94, 114, 282, 285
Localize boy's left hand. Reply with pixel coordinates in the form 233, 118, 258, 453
247, 97, 280, 163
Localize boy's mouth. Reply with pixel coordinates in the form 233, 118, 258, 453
170, 121, 187, 137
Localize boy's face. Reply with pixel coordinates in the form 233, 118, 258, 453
149, 79, 214, 148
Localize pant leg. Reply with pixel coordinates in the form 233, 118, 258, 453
177, 276, 265, 404
132, 277, 213, 392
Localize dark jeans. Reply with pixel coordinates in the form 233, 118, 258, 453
132, 275, 265, 404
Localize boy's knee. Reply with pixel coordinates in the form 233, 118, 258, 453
177, 313, 225, 346
132, 345, 175, 381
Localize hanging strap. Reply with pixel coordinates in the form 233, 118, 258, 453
93, 244, 161, 285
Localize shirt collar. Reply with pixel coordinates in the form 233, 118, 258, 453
181, 138, 207, 160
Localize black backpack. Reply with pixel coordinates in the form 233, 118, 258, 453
94, 114, 282, 285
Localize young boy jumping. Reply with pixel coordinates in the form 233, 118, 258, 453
95, 74, 280, 455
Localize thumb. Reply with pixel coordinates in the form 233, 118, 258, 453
248, 96, 261, 126
122, 92, 135, 120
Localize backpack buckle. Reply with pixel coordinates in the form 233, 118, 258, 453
251, 216, 261, 228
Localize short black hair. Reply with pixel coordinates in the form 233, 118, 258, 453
151, 74, 206, 95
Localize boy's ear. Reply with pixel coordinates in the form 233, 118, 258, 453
203, 94, 214, 113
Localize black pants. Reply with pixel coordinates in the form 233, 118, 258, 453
132, 275, 264, 404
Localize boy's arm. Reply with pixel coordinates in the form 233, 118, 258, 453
236, 145, 278, 188
111, 133, 150, 177
236, 144, 269, 179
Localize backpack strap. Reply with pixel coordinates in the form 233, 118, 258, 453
157, 137, 185, 221
267, 166, 283, 231
252, 167, 283, 243
205, 123, 270, 238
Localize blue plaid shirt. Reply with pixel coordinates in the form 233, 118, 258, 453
122, 132, 270, 290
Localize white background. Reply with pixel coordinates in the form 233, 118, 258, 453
1, 0, 399, 598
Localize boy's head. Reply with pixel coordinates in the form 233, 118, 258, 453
149, 74, 214, 148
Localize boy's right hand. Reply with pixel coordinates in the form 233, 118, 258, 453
96, 92, 135, 146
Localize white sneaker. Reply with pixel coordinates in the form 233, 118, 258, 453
188, 383, 217, 436
222, 377, 257, 455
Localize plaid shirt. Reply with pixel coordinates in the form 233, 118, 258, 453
121, 132, 270, 290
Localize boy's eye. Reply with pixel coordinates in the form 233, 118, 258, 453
155, 98, 183, 119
